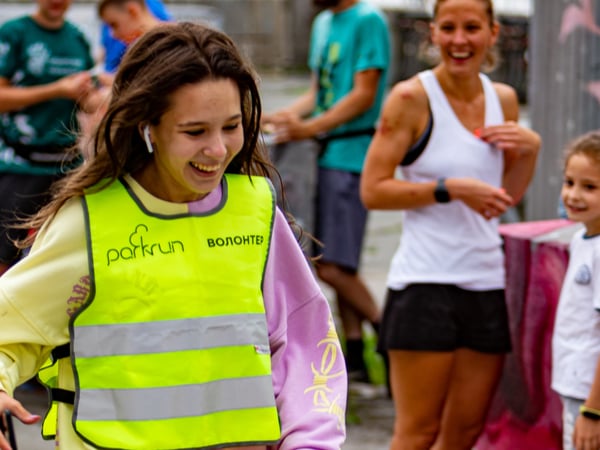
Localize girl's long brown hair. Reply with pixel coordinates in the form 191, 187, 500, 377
18, 21, 280, 248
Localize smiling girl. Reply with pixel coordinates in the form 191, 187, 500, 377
360, 0, 540, 449
0, 22, 346, 450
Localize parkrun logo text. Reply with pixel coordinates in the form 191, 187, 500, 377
106, 224, 184, 266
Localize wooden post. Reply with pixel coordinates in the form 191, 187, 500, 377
526, 0, 600, 220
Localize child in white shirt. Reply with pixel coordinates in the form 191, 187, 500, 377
552, 130, 600, 450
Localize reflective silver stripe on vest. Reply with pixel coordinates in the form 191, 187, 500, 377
77, 375, 275, 421
73, 314, 268, 357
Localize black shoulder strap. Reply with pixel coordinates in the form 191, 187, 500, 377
400, 112, 433, 167
45, 344, 75, 405
51, 343, 70, 361
50, 388, 75, 405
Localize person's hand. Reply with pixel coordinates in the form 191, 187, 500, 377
0, 391, 41, 450
447, 177, 514, 220
262, 109, 299, 126
261, 110, 293, 144
573, 414, 600, 450
475, 121, 541, 159
80, 84, 111, 115
94, 71, 114, 89
54, 71, 95, 102
263, 110, 313, 143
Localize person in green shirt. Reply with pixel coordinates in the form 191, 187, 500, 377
262, 0, 391, 390
0, 0, 103, 276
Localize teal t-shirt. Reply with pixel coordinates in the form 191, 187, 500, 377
0, 16, 94, 175
309, 1, 390, 173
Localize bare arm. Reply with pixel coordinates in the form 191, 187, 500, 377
302, 68, 381, 136
0, 72, 95, 114
360, 77, 435, 210
269, 68, 382, 141
361, 77, 514, 218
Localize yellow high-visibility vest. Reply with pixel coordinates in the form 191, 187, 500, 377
41, 174, 280, 449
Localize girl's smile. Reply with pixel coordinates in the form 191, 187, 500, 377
135, 78, 244, 203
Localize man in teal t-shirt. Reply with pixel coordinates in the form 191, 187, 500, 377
0, 0, 99, 275
262, 0, 390, 388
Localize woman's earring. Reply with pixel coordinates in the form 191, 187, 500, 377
143, 125, 154, 154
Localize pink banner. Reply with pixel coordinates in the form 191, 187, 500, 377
477, 220, 576, 450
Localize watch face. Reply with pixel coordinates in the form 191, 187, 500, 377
434, 178, 450, 203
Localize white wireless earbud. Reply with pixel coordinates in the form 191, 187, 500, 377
143, 125, 154, 154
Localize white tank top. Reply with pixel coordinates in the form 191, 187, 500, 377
387, 70, 505, 291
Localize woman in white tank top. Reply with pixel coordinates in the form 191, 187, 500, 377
360, 0, 541, 449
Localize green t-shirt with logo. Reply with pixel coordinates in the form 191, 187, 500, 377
0, 16, 94, 174
308, 2, 390, 174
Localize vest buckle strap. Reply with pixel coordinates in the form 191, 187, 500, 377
51, 388, 75, 405
51, 343, 70, 361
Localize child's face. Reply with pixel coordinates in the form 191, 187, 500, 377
101, 4, 143, 44
137, 78, 245, 203
562, 153, 600, 235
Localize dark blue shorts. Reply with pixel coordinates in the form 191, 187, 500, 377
379, 283, 512, 354
314, 168, 367, 272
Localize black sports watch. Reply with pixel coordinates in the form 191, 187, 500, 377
434, 177, 451, 203
580, 405, 600, 421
